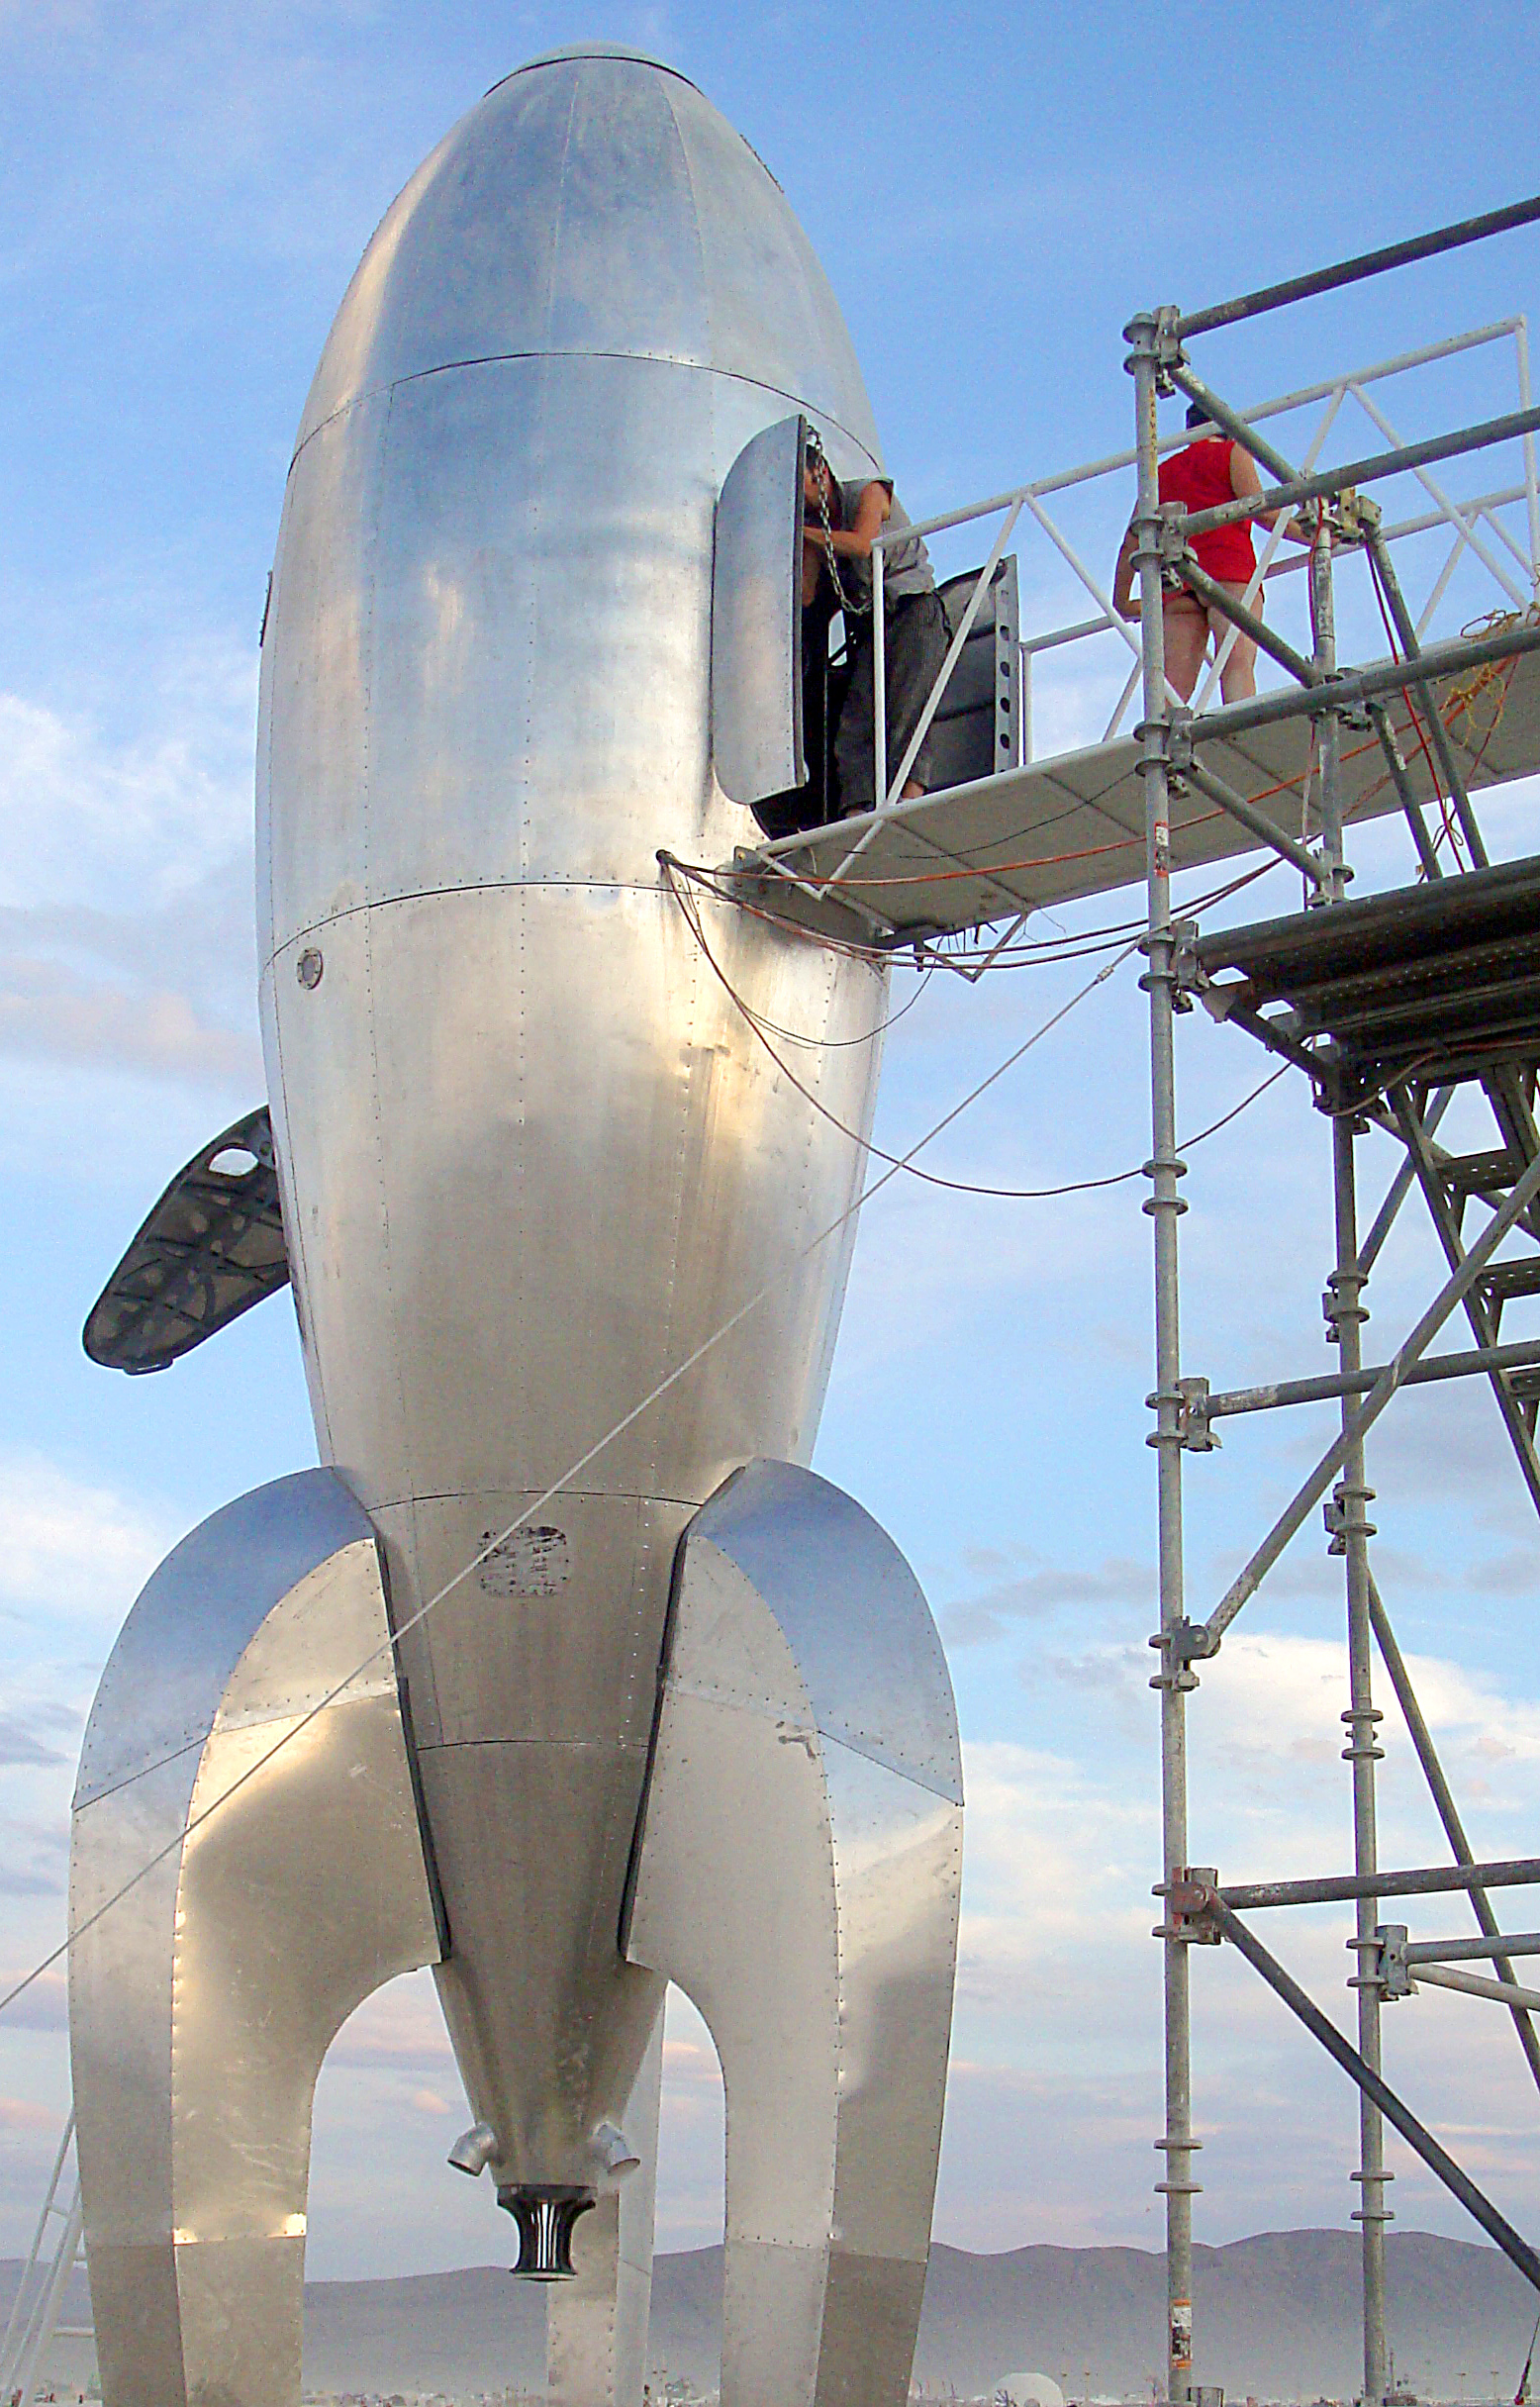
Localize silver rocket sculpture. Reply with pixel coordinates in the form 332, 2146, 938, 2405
67, 48, 964, 2407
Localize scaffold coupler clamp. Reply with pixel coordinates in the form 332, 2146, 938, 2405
1340, 1697, 1385, 1766
1369, 1923, 1413, 2000
1172, 915, 1205, 1014
1324, 1476, 1378, 1555
1333, 485, 1381, 548
1148, 1614, 1216, 1691
1139, 911, 1202, 1018
1153, 503, 1196, 595
1156, 1867, 1222, 1945
1120, 302, 1184, 390
1323, 659, 1373, 736
1322, 1265, 1369, 1345
1175, 1375, 1218, 1451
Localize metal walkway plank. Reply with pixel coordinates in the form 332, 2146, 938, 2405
737, 647, 1540, 942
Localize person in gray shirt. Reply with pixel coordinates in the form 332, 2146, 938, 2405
803, 435, 950, 816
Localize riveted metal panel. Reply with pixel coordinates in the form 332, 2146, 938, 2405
692, 1459, 965, 1800
625, 1462, 962, 2407
68, 1473, 440, 2407
73, 1472, 372, 1809
546, 2004, 664, 2406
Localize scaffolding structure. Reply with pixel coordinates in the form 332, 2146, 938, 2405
742, 190, 1540, 2407
1127, 196, 1540, 2407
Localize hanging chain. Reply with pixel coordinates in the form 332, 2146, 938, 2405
805, 428, 872, 620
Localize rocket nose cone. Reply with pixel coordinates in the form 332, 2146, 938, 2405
296, 44, 878, 465
487, 43, 702, 93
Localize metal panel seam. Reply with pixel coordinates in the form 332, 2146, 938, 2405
290, 357, 882, 484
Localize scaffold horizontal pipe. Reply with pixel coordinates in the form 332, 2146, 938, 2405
1405, 1933, 1540, 1965
879, 322, 1523, 556
1174, 194, 1540, 340
1185, 403, 1540, 538
1020, 612, 1110, 657
1212, 1895, 1540, 2294
1207, 1337, 1540, 1420
1190, 617, 1540, 744
1414, 1964, 1540, 2013
1219, 1857, 1540, 1909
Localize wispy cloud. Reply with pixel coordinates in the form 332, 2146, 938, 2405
0, 2093, 55, 2132
0, 1448, 174, 1624
0, 653, 260, 1089
0, 1711, 66, 1770
0, 666, 254, 912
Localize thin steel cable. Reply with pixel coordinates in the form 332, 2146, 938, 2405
1366, 543, 1465, 861
671, 849, 1283, 987
732, 965, 933, 1052
0, 930, 1132, 2026
666, 859, 1290, 1198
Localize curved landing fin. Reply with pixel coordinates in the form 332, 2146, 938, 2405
70, 1469, 444, 2407
624, 1458, 964, 2407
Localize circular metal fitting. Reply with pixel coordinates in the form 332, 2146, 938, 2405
296, 947, 324, 991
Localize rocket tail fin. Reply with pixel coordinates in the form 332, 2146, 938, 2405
623, 1459, 964, 2407
69, 1470, 444, 2407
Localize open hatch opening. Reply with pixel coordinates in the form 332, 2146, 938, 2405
711, 416, 1018, 842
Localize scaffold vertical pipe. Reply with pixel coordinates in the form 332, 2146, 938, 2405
1126, 307, 1197, 2407
1313, 519, 1391, 2407
1335, 1117, 1392, 2407
873, 539, 888, 810
1515, 317, 1540, 592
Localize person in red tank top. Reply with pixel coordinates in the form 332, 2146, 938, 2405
1112, 400, 1304, 702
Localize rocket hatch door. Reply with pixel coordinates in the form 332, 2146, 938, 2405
711, 414, 807, 809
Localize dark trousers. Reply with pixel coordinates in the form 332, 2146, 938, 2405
833, 589, 950, 816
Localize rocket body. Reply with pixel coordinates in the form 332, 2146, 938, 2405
255, 49, 888, 2189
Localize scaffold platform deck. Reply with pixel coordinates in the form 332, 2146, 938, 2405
1196, 849, 1540, 1104
739, 643, 1540, 945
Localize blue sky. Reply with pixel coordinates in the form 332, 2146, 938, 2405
3, 0, 1540, 2310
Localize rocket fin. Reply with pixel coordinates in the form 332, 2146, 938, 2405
546, 2002, 665, 2407
623, 1460, 964, 2407
82, 1105, 290, 1374
69, 1470, 444, 2407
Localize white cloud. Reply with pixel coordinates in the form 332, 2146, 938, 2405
0, 1449, 173, 1625
0, 666, 253, 914
0, 944, 257, 1084
0, 2092, 55, 2131
0, 646, 262, 1089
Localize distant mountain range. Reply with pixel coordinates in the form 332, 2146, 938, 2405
6, 2229, 1537, 2399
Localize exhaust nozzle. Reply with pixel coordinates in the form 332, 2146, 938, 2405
497, 2184, 596, 2279
447, 2119, 499, 2177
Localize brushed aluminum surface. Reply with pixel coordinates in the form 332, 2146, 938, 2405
625, 1461, 963, 2407
546, 2006, 665, 2407
255, 45, 893, 2221
69, 1472, 441, 2407
712, 413, 807, 805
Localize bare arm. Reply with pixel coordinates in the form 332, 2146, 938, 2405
804, 477, 893, 563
